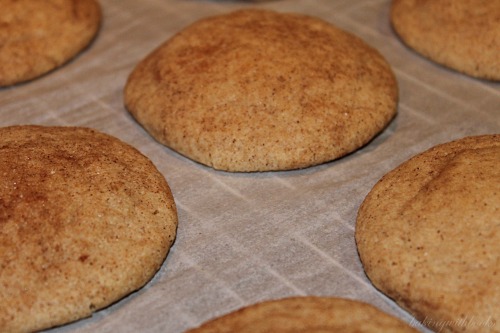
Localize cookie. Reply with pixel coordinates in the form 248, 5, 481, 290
0, 126, 178, 332
0, 0, 101, 86
124, 9, 398, 172
391, 0, 500, 80
356, 135, 500, 333
185, 296, 419, 332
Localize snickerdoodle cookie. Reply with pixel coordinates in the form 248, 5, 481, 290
0, 125, 177, 332
125, 9, 398, 172
391, 0, 500, 80
0, 0, 101, 86
356, 135, 500, 333
184, 296, 419, 332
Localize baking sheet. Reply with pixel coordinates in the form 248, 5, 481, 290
1, 0, 499, 332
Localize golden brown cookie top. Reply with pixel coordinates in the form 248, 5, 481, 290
185, 296, 419, 332
0, 125, 177, 332
356, 135, 500, 333
391, 0, 500, 80
0, 0, 101, 86
125, 9, 398, 172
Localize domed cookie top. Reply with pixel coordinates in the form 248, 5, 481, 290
184, 296, 419, 332
125, 9, 398, 172
0, 126, 178, 332
391, 0, 500, 80
356, 135, 500, 333
0, 0, 101, 86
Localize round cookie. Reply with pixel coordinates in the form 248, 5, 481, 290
0, 126, 178, 332
391, 0, 500, 80
356, 135, 500, 333
125, 9, 398, 172
185, 296, 419, 332
0, 0, 101, 86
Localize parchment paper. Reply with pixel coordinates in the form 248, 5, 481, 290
1, 0, 499, 332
